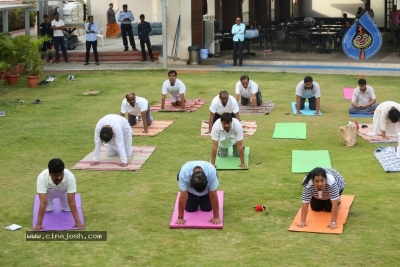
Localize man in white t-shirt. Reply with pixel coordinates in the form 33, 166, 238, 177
207, 91, 241, 133
34, 158, 84, 231
211, 113, 247, 169
91, 114, 133, 167
235, 75, 263, 113
295, 76, 321, 115
120, 93, 153, 133
349, 78, 378, 114
161, 70, 186, 110
51, 12, 69, 63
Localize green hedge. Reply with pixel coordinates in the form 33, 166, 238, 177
0, 1, 36, 32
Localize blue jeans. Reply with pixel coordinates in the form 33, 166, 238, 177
349, 103, 378, 114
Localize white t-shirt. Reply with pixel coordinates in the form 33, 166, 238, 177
120, 96, 149, 116
211, 118, 243, 148
235, 80, 259, 98
295, 80, 321, 99
351, 85, 376, 106
161, 78, 186, 97
37, 169, 76, 194
209, 95, 239, 115
51, 19, 65, 37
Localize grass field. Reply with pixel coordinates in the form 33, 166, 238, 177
0, 70, 400, 267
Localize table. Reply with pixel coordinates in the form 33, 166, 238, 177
64, 23, 85, 34
309, 32, 337, 53
286, 32, 309, 53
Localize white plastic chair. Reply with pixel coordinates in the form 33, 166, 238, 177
97, 26, 107, 47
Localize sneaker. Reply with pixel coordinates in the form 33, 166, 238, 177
136, 115, 142, 121
38, 80, 49, 85
66, 75, 75, 81
65, 59, 70, 63
84, 62, 89, 65
31, 99, 43, 104
132, 47, 138, 51
124, 47, 128, 51
15, 99, 24, 103
0, 111, 6, 117
95, 62, 99, 65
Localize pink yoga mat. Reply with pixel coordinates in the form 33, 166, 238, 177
343, 88, 354, 100
169, 191, 224, 229
32, 194, 84, 231
150, 99, 206, 113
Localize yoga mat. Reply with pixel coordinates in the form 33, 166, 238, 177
169, 191, 224, 229
273, 123, 307, 139
292, 150, 332, 173
291, 102, 322, 116
357, 124, 397, 143
131, 120, 174, 136
288, 195, 355, 234
82, 90, 101, 96
215, 146, 250, 170
343, 87, 354, 100
71, 146, 156, 171
150, 99, 206, 113
238, 101, 275, 115
32, 194, 84, 231
350, 113, 373, 117
374, 146, 400, 172
201, 120, 257, 137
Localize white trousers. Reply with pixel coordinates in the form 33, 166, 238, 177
105, 133, 133, 158
397, 132, 400, 158
46, 189, 70, 212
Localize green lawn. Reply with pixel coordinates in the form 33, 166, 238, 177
0, 70, 399, 267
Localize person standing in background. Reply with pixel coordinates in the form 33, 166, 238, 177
138, 14, 154, 62
106, 3, 119, 38
84, 16, 99, 65
231, 17, 245, 66
118, 4, 138, 51
39, 15, 53, 63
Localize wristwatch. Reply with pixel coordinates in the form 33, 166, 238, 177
331, 221, 336, 225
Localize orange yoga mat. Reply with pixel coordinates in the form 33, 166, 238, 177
288, 195, 355, 234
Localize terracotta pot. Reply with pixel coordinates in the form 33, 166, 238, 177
26, 75, 40, 88
0, 71, 5, 80
6, 74, 20, 86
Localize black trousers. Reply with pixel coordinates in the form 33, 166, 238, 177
241, 91, 263, 106
233, 40, 244, 65
213, 112, 235, 125
300, 96, 316, 110
127, 106, 152, 126
185, 192, 212, 212
310, 189, 344, 212
53, 36, 68, 61
85, 40, 99, 63
121, 24, 136, 49
140, 39, 153, 60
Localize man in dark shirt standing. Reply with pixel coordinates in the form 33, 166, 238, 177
138, 14, 154, 62
39, 15, 53, 63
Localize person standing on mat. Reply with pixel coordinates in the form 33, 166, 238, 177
235, 75, 263, 113
349, 78, 378, 115
295, 76, 321, 115
161, 70, 186, 110
206, 91, 241, 134
120, 92, 153, 133
34, 158, 84, 231
176, 161, 220, 225
84, 16, 99, 66
367, 101, 400, 140
91, 114, 133, 167
231, 16, 245, 66
118, 4, 138, 51
297, 167, 346, 230
211, 113, 246, 169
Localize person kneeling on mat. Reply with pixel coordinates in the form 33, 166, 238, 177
120, 92, 153, 133
34, 158, 84, 231
297, 167, 346, 230
295, 76, 321, 115
235, 75, 263, 113
210, 112, 247, 169
176, 161, 220, 225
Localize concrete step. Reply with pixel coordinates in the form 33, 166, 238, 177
66, 51, 162, 62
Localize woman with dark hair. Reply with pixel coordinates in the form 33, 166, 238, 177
367, 101, 400, 140
297, 167, 345, 230
250, 19, 262, 30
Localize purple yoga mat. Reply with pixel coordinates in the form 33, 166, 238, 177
343, 87, 354, 100
32, 194, 84, 231
169, 191, 224, 229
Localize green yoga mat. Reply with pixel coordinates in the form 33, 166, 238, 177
273, 123, 307, 139
292, 150, 331, 173
214, 147, 250, 170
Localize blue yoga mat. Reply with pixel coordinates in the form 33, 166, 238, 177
350, 113, 373, 117
291, 102, 322, 116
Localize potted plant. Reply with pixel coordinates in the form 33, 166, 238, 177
25, 36, 51, 88
0, 61, 7, 80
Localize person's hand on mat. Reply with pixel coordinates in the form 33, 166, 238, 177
313, 111, 319, 115
90, 161, 100, 166
33, 225, 44, 231
74, 222, 85, 230
119, 162, 129, 167
209, 217, 221, 224
142, 130, 148, 133
297, 221, 307, 228
205, 131, 211, 134
176, 218, 186, 225
296, 111, 302, 115
327, 222, 337, 230
253, 109, 258, 113
239, 163, 247, 168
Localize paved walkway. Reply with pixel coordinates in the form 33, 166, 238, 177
44, 32, 400, 76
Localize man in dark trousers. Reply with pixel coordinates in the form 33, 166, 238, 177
138, 14, 154, 62
39, 15, 53, 63
118, 4, 138, 51
84, 15, 99, 65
